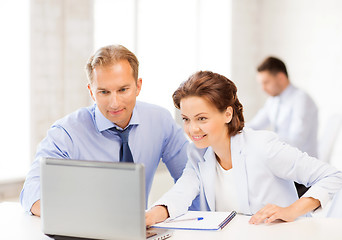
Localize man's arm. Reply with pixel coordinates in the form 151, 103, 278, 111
160, 116, 189, 182
31, 200, 41, 217
20, 126, 74, 215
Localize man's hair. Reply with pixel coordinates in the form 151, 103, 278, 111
257, 56, 288, 78
85, 44, 139, 84
173, 71, 244, 137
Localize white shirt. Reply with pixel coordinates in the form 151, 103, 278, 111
248, 84, 318, 157
153, 129, 342, 219
215, 162, 239, 212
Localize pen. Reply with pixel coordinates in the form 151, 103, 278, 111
166, 217, 204, 223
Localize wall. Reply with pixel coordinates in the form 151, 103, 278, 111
230, 0, 266, 121
256, 0, 342, 169
257, 0, 342, 127
30, 0, 94, 159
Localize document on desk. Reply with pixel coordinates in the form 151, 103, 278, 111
151, 211, 237, 231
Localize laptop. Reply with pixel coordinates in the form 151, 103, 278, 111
40, 157, 173, 240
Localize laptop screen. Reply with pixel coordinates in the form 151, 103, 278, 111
41, 157, 146, 240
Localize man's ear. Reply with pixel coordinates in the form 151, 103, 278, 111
88, 84, 95, 102
136, 78, 142, 96
225, 106, 233, 124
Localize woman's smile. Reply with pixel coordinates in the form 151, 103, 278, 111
191, 134, 207, 141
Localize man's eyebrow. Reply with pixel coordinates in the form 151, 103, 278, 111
96, 87, 108, 91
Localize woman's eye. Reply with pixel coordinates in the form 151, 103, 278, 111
198, 117, 207, 121
182, 118, 189, 122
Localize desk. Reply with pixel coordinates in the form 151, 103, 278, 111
1, 202, 342, 240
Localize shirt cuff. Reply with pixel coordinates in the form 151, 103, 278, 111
301, 186, 330, 209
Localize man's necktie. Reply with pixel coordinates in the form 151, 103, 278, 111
110, 125, 134, 162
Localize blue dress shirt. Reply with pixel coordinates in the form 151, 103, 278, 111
20, 101, 189, 213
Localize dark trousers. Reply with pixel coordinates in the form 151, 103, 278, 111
295, 182, 310, 198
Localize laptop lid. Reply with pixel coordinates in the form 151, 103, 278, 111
41, 157, 146, 240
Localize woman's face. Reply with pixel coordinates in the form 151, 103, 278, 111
180, 96, 233, 149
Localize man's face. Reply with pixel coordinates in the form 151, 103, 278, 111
88, 60, 142, 129
257, 71, 282, 97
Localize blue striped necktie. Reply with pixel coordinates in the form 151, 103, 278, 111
110, 125, 134, 162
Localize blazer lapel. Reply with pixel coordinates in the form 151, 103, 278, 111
231, 132, 252, 215
198, 147, 216, 211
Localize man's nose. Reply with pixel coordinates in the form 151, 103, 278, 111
109, 93, 120, 108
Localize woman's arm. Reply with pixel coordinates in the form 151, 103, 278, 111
249, 197, 320, 224
145, 205, 169, 227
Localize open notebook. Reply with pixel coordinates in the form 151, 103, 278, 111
151, 211, 237, 231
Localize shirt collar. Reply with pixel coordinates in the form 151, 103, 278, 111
94, 103, 140, 132
278, 83, 295, 101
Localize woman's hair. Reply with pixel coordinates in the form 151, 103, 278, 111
85, 44, 139, 84
173, 71, 244, 136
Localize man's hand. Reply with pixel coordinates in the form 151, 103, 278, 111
249, 197, 320, 224
31, 200, 41, 217
145, 205, 169, 227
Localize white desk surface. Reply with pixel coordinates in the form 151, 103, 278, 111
1, 202, 342, 240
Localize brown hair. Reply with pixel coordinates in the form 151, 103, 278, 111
173, 71, 244, 137
85, 44, 139, 84
257, 56, 288, 78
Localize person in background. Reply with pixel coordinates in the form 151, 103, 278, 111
248, 56, 319, 197
145, 71, 342, 226
20, 44, 190, 216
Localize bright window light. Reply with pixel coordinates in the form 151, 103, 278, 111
0, 0, 30, 181
94, 0, 231, 118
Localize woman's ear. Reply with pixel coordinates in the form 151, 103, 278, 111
225, 106, 233, 124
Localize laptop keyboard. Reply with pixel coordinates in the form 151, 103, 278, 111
146, 229, 172, 239
146, 230, 157, 238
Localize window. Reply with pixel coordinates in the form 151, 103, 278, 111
0, 0, 30, 181
94, 0, 232, 116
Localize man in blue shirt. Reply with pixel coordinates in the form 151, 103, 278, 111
20, 45, 189, 216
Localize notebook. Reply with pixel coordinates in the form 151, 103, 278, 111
151, 211, 237, 231
40, 157, 173, 240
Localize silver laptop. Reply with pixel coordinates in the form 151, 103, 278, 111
40, 157, 173, 240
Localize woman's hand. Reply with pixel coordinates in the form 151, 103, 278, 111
145, 205, 169, 227
249, 197, 321, 224
249, 204, 296, 224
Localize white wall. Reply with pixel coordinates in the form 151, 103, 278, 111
30, 0, 94, 159
257, 0, 342, 128
227, 0, 342, 170
256, 0, 342, 169
230, 0, 265, 121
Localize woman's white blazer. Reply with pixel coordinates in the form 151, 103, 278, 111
154, 128, 342, 219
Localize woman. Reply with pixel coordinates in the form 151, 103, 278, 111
146, 71, 342, 225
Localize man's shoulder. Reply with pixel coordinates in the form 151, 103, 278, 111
135, 101, 172, 118
289, 86, 317, 108
289, 85, 312, 99
53, 105, 95, 129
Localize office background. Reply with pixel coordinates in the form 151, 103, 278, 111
1, 0, 342, 205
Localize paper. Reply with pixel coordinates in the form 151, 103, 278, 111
151, 211, 236, 231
